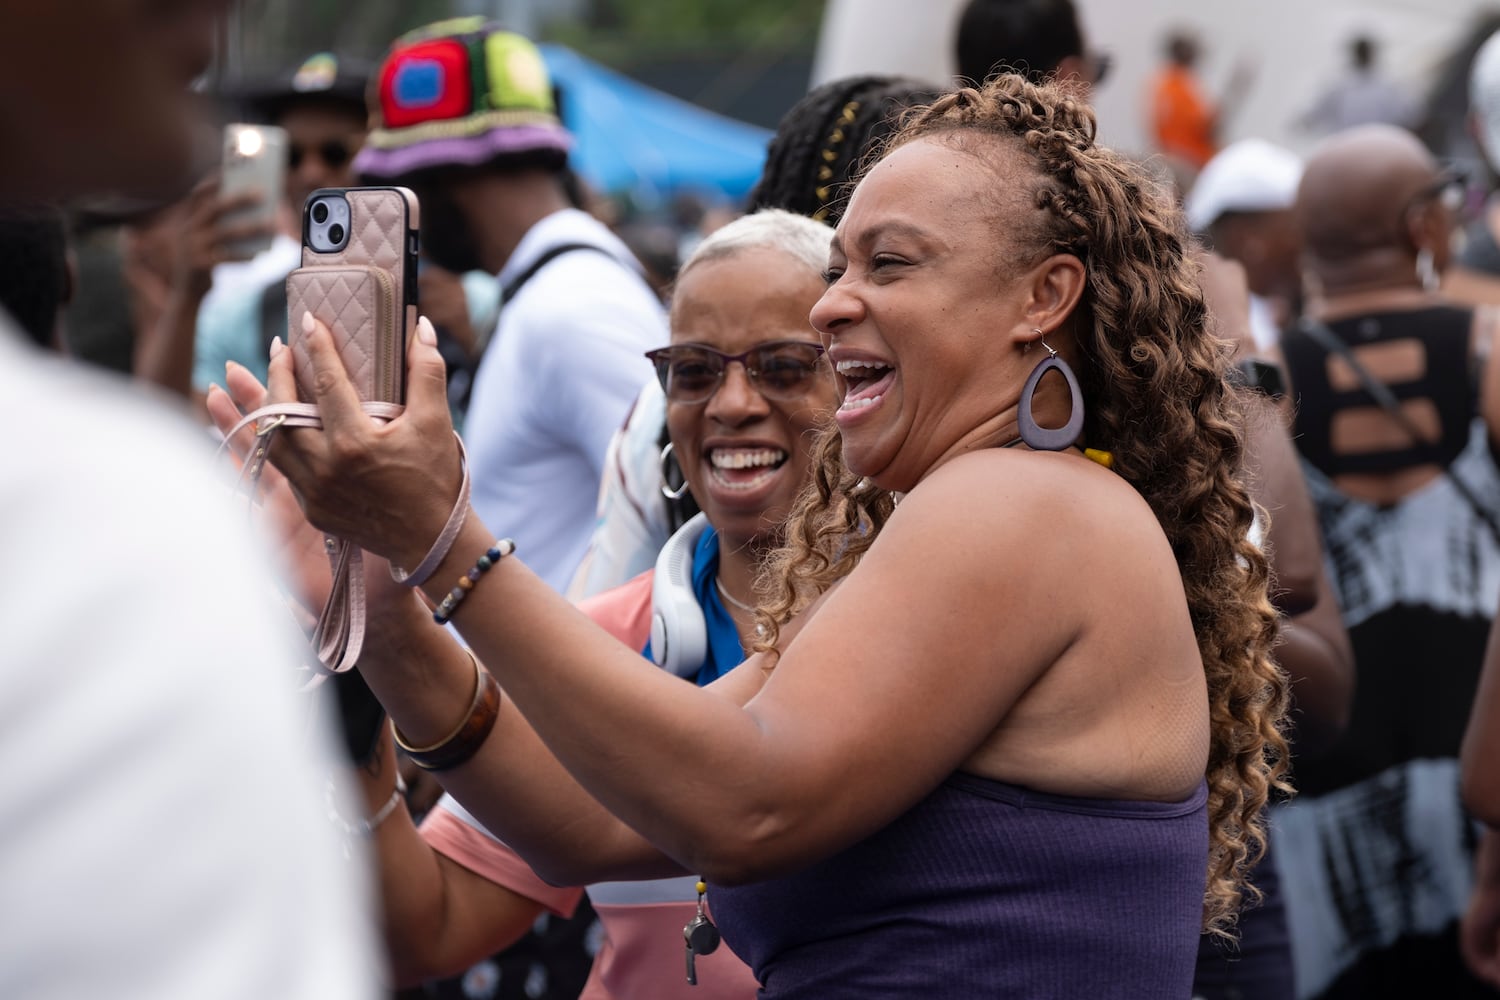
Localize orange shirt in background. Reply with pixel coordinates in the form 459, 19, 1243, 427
1151, 64, 1217, 170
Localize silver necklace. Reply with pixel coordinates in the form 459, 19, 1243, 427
714, 576, 757, 614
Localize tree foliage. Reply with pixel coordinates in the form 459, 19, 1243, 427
231, 0, 458, 71
225, 0, 824, 80
563, 0, 824, 53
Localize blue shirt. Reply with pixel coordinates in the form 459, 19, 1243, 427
642, 525, 745, 687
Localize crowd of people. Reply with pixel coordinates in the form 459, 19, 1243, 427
6, 1, 1500, 999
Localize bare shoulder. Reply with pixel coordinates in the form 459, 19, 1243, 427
889, 448, 1163, 557
863, 448, 1182, 642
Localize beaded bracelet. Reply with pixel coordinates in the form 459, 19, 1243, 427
393, 647, 502, 772
432, 538, 516, 625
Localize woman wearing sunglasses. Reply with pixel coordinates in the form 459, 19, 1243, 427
213, 210, 836, 998
230, 75, 1287, 997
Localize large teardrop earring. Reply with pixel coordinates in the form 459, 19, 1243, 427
1017, 333, 1085, 451
659, 442, 690, 500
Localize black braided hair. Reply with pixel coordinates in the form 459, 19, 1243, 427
748, 75, 946, 225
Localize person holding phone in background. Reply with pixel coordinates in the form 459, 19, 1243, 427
168, 52, 372, 405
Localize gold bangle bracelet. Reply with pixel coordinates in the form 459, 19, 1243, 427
392, 647, 501, 771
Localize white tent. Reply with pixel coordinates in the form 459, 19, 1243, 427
813, 0, 1497, 158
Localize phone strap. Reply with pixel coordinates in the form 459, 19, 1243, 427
1296, 317, 1500, 547
216, 401, 472, 678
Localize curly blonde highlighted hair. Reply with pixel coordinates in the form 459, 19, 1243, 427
752, 74, 1289, 936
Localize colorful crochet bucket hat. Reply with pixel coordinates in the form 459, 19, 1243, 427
353, 17, 572, 179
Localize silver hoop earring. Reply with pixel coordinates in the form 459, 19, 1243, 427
1416, 247, 1440, 292
659, 442, 690, 500
1017, 337, 1085, 451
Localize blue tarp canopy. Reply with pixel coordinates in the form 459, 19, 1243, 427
540, 44, 771, 206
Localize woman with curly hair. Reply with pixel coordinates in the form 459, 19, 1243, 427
236, 73, 1288, 997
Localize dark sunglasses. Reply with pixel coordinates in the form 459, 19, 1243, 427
1405, 168, 1468, 217
646, 341, 827, 405
288, 140, 355, 170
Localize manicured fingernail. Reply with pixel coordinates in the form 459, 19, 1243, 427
301, 311, 315, 334
270, 336, 284, 358
417, 316, 437, 346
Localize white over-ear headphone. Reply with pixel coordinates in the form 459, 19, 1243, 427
649, 512, 710, 678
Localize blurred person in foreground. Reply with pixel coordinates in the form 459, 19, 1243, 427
0, 2, 378, 998
215, 209, 837, 999
354, 17, 663, 597
239, 72, 1288, 997
1273, 123, 1500, 1000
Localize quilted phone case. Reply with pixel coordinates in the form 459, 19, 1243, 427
301, 187, 419, 359
286, 264, 398, 404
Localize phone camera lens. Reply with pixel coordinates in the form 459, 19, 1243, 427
328, 223, 345, 245
311, 201, 330, 225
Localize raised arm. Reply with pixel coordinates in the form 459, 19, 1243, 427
265, 319, 1162, 884
206, 343, 695, 888
134, 176, 270, 399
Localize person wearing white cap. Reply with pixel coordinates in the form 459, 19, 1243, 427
1185, 138, 1304, 350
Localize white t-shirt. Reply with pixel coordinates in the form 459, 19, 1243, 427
464, 209, 666, 592
0, 328, 379, 999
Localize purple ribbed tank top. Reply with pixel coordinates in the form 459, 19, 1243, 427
710, 772, 1209, 999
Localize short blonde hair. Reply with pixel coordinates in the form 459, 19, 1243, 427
675, 209, 832, 286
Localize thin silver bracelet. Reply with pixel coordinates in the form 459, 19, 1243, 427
326, 774, 407, 857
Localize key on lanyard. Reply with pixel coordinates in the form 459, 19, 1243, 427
684, 879, 720, 985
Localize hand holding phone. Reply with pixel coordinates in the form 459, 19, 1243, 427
286, 187, 420, 405
171, 173, 275, 299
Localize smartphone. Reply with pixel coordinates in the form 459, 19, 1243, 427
287, 186, 420, 404
220, 123, 287, 258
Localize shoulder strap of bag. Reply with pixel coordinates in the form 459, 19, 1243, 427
500, 242, 622, 304
1297, 317, 1500, 546
446, 242, 646, 419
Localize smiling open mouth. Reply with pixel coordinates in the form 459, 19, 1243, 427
835, 360, 894, 412
708, 447, 788, 490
